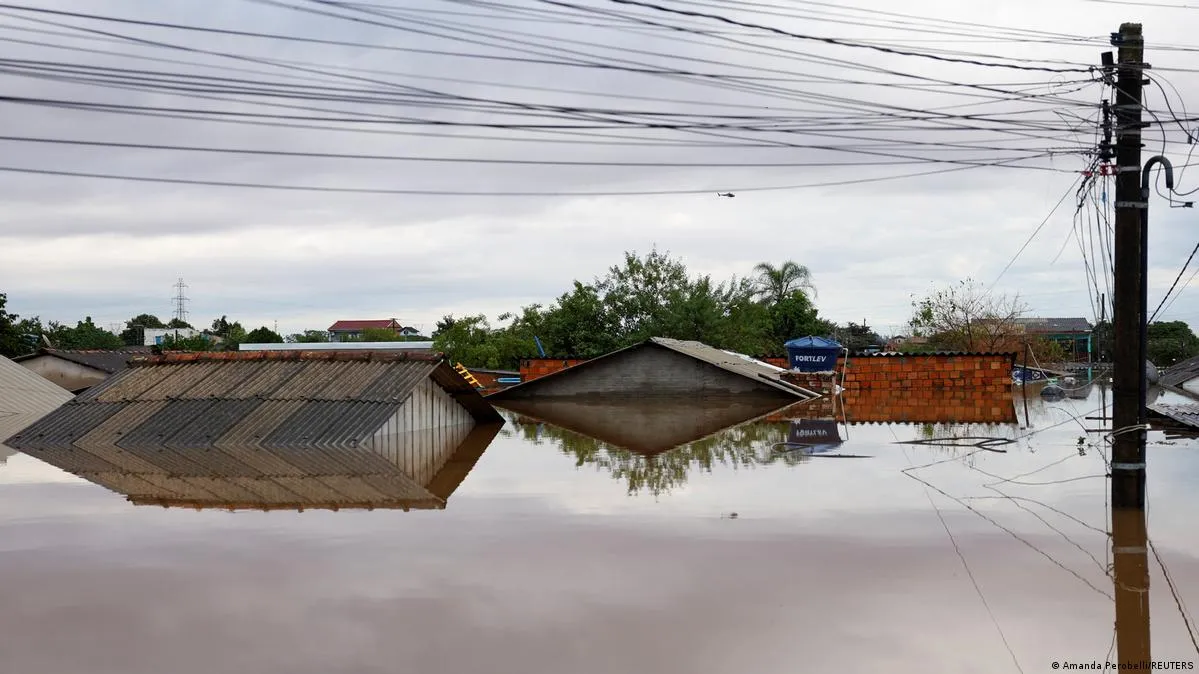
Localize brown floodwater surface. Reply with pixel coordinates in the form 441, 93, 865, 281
2, 384, 1198, 673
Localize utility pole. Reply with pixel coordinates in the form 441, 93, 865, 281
1108, 22, 1151, 671
1110, 22, 1146, 510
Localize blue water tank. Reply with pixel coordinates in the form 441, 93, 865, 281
784, 336, 842, 372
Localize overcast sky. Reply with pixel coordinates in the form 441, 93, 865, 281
1, 0, 1197, 339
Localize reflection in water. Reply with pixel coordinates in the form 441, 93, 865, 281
23, 423, 503, 511
498, 395, 805, 496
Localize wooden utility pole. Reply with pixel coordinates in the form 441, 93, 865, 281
1109, 22, 1151, 670
1110, 22, 1147, 510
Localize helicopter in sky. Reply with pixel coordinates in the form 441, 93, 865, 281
716, 192, 735, 198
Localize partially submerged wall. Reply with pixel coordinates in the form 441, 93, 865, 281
519, 358, 589, 382
782, 353, 1014, 392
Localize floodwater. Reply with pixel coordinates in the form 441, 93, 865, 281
2, 384, 1199, 673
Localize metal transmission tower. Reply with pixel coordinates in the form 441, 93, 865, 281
172, 278, 190, 325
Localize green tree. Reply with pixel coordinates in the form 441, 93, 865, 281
910, 278, 1027, 351
0, 293, 39, 358
47, 317, 124, 350
753, 260, 816, 306
286, 329, 330, 343
161, 333, 214, 351
1147, 320, 1199, 366
244, 326, 283, 344
166, 317, 193, 330
119, 314, 167, 346
768, 290, 827, 347
596, 248, 692, 342
831, 321, 883, 351
209, 316, 247, 351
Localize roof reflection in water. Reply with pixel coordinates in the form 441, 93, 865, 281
497, 394, 806, 495
31, 422, 503, 512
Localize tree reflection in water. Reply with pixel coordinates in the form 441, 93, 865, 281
504, 407, 804, 497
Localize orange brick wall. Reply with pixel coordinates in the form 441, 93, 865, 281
519, 358, 590, 382
783, 353, 1013, 392
767, 386, 1015, 425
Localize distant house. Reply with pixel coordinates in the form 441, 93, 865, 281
1160, 355, 1199, 398
1015, 317, 1094, 362
13, 348, 150, 394
488, 337, 817, 402
141, 327, 206, 347
327, 318, 417, 342
5, 350, 503, 512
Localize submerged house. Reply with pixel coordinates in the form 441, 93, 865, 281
14, 347, 149, 394
501, 396, 796, 455
489, 337, 817, 402
5, 350, 503, 511
1160, 355, 1199, 399
0, 355, 74, 465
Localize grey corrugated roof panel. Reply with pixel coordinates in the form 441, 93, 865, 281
358, 472, 438, 502
96, 365, 187, 402
310, 401, 399, 451
314, 474, 392, 502
214, 399, 307, 449
210, 443, 306, 477
0, 355, 75, 416
73, 443, 164, 474
260, 401, 400, 460
358, 360, 440, 402
19, 444, 126, 474
137, 362, 222, 400
270, 361, 353, 400
316, 361, 392, 400
78, 472, 167, 499
135, 473, 221, 501
0, 356, 75, 450
179, 476, 267, 503
7, 401, 129, 452
227, 476, 306, 502
652, 338, 811, 398
15, 349, 150, 374
1149, 402, 1199, 429
1016, 317, 1093, 332
116, 399, 216, 451
181, 361, 266, 399
223, 361, 307, 399
75, 400, 168, 452
271, 475, 354, 503
163, 398, 264, 449
1160, 355, 1199, 389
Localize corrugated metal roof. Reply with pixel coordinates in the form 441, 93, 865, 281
0, 356, 74, 450
1160, 355, 1199, 389
4, 351, 503, 511
1016, 317, 1093, 333
650, 338, 817, 397
1149, 403, 1199, 429
33, 422, 502, 512
846, 351, 1018, 359
490, 338, 816, 400
12, 348, 150, 374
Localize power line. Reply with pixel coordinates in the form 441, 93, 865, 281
579, 0, 1093, 72
1149, 242, 1199, 323
0, 160, 1025, 197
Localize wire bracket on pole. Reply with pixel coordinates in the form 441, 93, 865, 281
1111, 462, 1147, 470
1114, 201, 1148, 208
